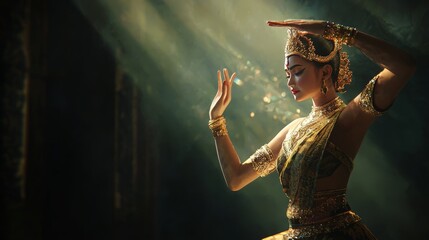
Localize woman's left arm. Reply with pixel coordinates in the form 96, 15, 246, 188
267, 19, 416, 110
351, 30, 416, 110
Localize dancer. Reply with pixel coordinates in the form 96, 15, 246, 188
208, 20, 415, 239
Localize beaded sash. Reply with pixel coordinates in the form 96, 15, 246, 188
278, 97, 346, 208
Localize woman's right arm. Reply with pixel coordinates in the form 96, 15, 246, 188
214, 125, 292, 191
209, 68, 296, 191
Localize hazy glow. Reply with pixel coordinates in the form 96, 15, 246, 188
74, 0, 421, 238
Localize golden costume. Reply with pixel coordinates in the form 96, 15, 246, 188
256, 95, 379, 240
210, 23, 384, 240
252, 26, 383, 239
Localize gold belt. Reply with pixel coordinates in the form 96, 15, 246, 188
282, 210, 361, 239
263, 190, 362, 240
285, 189, 360, 239
287, 189, 349, 225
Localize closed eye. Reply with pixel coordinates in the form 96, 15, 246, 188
295, 69, 305, 76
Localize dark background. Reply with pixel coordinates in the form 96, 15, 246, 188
1, 0, 429, 239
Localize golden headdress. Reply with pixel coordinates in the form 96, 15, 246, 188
285, 29, 352, 92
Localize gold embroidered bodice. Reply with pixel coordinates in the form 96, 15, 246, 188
272, 97, 363, 238
277, 97, 347, 207
298, 140, 352, 179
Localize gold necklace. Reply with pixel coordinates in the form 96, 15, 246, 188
305, 96, 345, 125
285, 97, 345, 153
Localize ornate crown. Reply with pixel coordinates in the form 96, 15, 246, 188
284, 29, 352, 92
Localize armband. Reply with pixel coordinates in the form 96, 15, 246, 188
358, 76, 384, 117
250, 144, 276, 177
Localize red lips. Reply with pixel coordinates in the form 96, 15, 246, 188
291, 89, 300, 95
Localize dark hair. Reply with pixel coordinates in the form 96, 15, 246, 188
302, 34, 340, 84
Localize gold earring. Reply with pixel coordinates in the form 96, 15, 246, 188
321, 78, 328, 95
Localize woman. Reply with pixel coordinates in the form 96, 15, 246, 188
208, 20, 415, 239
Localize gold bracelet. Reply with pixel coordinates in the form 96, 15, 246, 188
323, 21, 357, 46
208, 116, 228, 137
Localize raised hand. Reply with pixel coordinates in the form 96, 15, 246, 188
266, 19, 327, 35
209, 68, 236, 120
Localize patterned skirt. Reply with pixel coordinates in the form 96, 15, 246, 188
263, 219, 377, 240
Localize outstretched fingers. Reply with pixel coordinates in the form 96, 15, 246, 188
211, 68, 236, 119
217, 70, 223, 95
266, 20, 299, 27
223, 68, 230, 82
267, 19, 326, 35
222, 68, 234, 103
226, 72, 236, 103
215, 68, 236, 105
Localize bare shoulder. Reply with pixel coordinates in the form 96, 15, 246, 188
278, 117, 304, 138
268, 117, 303, 158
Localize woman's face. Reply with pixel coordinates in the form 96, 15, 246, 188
285, 55, 323, 102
